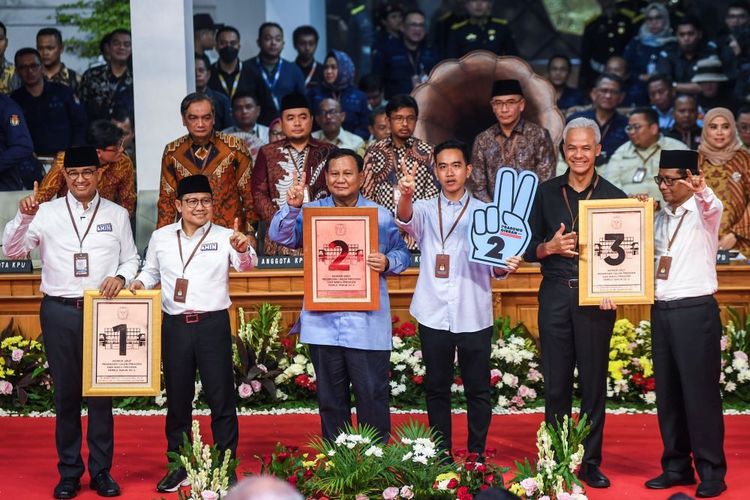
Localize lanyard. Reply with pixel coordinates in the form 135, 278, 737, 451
257, 59, 282, 109
218, 62, 241, 99
304, 61, 317, 87
406, 49, 423, 77
176, 223, 212, 277
65, 196, 102, 252
664, 211, 688, 255
635, 144, 661, 165
437, 195, 470, 252
286, 145, 309, 177
561, 176, 599, 232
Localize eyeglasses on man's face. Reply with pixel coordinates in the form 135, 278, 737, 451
65, 169, 96, 180
653, 175, 686, 186
390, 115, 417, 124
181, 197, 213, 208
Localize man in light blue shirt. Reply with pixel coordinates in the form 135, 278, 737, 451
396, 140, 520, 459
269, 148, 410, 442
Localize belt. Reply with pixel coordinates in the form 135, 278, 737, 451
164, 310, 225, 324
551, 277, 579, 288
654, 294, 714, 310
45, 295, 84, 309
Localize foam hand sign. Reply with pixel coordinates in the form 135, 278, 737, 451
469, 167, 538, 268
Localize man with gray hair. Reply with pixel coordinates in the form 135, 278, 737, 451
225, 475, 303, 500
524, 117, 627, 490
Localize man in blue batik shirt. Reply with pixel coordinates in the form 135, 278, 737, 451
269, 148, 410, 443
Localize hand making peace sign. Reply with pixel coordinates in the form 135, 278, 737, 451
397, 155, 417, 198
286, 169, 308, 209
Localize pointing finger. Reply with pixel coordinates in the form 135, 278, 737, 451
233, 217, 240, 232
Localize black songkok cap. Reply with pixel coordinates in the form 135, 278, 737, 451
177, 174, 213, 198
63, 146, 100, 169
659, 150, 699, 173
280, 92, 311, 112
491, 79, 524, 97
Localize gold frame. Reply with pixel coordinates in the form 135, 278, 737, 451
303, 207, 380, 311
578, 198, 654, 306
82, 289, 162, 396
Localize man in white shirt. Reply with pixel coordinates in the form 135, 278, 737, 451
2, 146, 139, 499
646, 150, 727, 498
130, 175, 257, 493
312, 97, 365, 151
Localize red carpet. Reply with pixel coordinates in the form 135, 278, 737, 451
1, 412, 748, 499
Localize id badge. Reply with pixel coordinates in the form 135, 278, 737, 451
73, 252, 89, 277
393, 185, 401, 211
174, 278, 189, 303
632, 167, 647, 184
435, 254, 450, 278
303, 185, 311, 203
656, 256, 672, 280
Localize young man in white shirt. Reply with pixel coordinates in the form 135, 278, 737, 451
130, 175, 257, 493
395, 139, 521, 459
3, 146, 139, 499
646, 150, 727, 498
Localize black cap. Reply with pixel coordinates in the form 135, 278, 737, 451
491, 79, 524, 97
63, 146, 100, 169
193, 13, 222, 31
659, 150, 699, 173
280, 92, 311, 112
176, 174, 213, 198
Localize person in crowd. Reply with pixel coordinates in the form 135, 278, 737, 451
372, 1, 405, 60
446, 0, 517, 58
309, 50, 370, 140
3, 146, 139, 499
602, 107, 688, 199
697, 107, 750, 256
548, 54, 586, 112
193, 13, 220, 64
11, 48, 87, 157
293, 25, 324, 90
251, 92, 334, 255
623, 3, 677, 109
223, 91, 268, 161
646, 150, 727, 499
362, 94, 439, 250
648, 74, 676, 130
396, 139, 521, 460
0, 21, 19, 94
579, 0, 638, 90
372, 8, 438, 99
604, 55, 644, 107
131, 174, 257, 493
312, 97, 365, 151
195, 53, 233, 131
568, 73, 629, 165
719, 1, 750, 66
430, 0, 466, 59
157, 92, 254, 238
36, 120, 135, 217
269, 148, 411, 443
524, 118, 625, 490
79, 29, 133, 121
359, 73, 387, 110
225, 475, 303, 500
691, 56, 735, 111
268, 116, 285, 143
361, 107, 390, 155
736, 106, 750, 150
471, 79, 556, 200
111, 107, 135, 165
0, 92, 37, 190
665, 93, 702, 149
36, 28, 79, 92
250, 23, 307, 119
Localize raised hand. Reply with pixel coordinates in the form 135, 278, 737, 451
469, 167, 538, 267
286, 169, 307, 208
397, 155, 417, 198
545, 222, 579, 258
19, 181, 40, 216
229, 217, 250, 252
677, 169, 706, 193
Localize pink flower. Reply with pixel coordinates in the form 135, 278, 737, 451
571, 484, 584, 495
490, 369, 502, 379
734, 351, 748, 361
238, 383, 253, 398
511, 395, 525, 408
382, 487, 399, 499
527, 368, 542, 382
721, 336, 729, 351
201, 490, 218, 500
11, 349, 23, 362
557, 493, 572, 500
356, 495, 369, 500
0, 380, 13, 395
414, 350, 423, 359
257, 363, 268, 373
520, 477, 538, 494
518, 385, 532, 398
400, 485, 414, 499
250, 380, 262, 393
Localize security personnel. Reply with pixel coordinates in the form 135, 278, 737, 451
579, 1, 637, 90
2, 146, 139, 499
431, 2, 466, 59
445, 0, 517, 59
130, 175, 257, 493
0, 92, 35, 190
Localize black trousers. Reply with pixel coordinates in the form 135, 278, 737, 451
308, 344, 391, 443
40, 296, 114, 480
651, 296, 726, 482
538, 279, 615, 467
419, 324, 493, 454
162, 310, 238, 458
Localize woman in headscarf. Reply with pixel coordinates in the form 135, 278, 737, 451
309, 50, 370, 140
698, 107, 750, 256
623, 3, 677, 105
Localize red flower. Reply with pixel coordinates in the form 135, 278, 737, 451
454, 377, 464, 386
392, 315, 401, 324
475, 463, 486, 473
447, 478, 459, 489
480, 484, 490, 491
457, 486, 469, 495
412, 375, 423, 385
277, 452, 290, 461
281, 337, 294, 349
467, 452, 479, 462
304, 469, 314, 479
490, 375, 501, 386
401, 322, 417, 337
309, 382, 317, 392
484, 447, 497, 458
485, 474, 494, 484
289, 446, 299, 453
287, 476, 297, 485
454, 449, 468, 458
295, 374, 310, 387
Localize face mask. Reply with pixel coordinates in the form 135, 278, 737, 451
218, 46, 239, 64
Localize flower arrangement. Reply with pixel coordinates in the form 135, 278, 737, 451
491, 317, 544, 411
0, 320, 52, 412
274, 342, 317, 401
722, 309, 750, 401
606, 319, 655, 405
233, 304, 285, 402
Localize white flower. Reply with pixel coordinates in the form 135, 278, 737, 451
276, 389, 289, 401
365, 445, 383, 457
496, 395, 509, 408
392, 336, 404, 349
641, 391, 656, 405
394, 364, 406, 372
328, 450, 336, 456
293, 354, 307, 365
502, 373, 519, 388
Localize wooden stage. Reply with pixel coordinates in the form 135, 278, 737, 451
2, 264, 749, 339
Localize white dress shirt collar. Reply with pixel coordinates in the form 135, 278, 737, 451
66, 190, 101, 213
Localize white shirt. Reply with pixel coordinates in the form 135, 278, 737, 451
654, 187, 723, 301
312, 129, 365, 151
2, 192, 139, 297
135, 221, 258, 315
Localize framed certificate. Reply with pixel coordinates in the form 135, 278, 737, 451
578, 199, 654, 306
82, 290, 162, 396
303, 207, 380, 311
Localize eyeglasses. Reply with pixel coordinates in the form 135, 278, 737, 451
491, 99, 523, 109
653, 175, 686, 186
319, 109, 340, 118
16, 63, 41, 71
181, 197, 213, 208
390, 115, 417, 124
65, 169, 96, 180
625, 124, 644, 132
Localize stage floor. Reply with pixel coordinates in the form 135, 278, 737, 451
1, 412, 748, 499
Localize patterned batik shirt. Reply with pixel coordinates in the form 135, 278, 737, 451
78, 64, 133, 120
45, 64, 80, 94
0, 58, 19, 94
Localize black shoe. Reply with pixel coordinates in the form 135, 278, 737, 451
696, 480, 727, 498
89, 470, 121, 497
53, 477, 81, 499
579, 465, 610, 488
156, 468, 189, 493
645, 471, 697, 489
